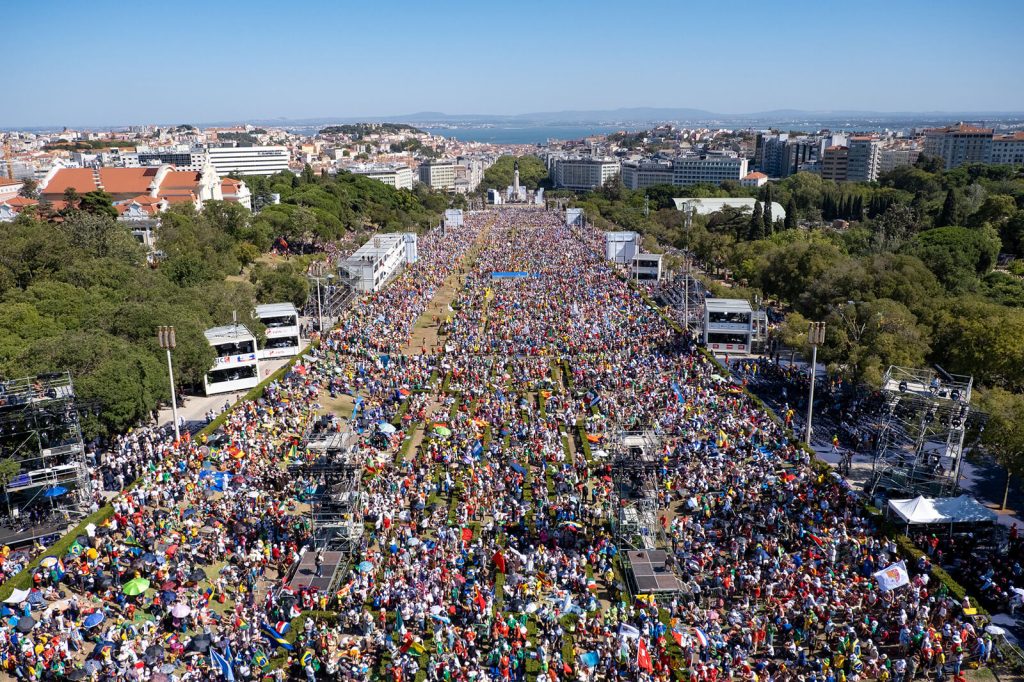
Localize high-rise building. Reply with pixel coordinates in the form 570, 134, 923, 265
620, 160, 674, 190
989, 133, 1024, 166
846, 136, 881, 182
923, 124, 993, 169
206, 145, 290, 176
758, 133, 815, 178
878, 148, 921, 174
820, 146, 849, 182
671, 155, 748, 186
551, 158, 620, 191
417, 159, 457, 190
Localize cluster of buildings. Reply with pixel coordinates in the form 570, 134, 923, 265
922, 123, 1024, 169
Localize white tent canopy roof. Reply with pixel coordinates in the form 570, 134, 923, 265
888, 495, 997, 525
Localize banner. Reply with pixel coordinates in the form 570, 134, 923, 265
873, 560, 910, 591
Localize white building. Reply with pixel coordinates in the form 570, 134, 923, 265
256, 303, 302, 359
348, 163, 414, 190
0, 178, 24, 203
203, 324, 261, 395
740, 172, 768, 188
673, 197, 786, 220
671, 155, 748, 187
703, 298, 754, 355
340, 233, 417, 292
877, 148, 921, 174
551, 158, 620, 191
846, 136, 881, 182
207, 145, 289, 176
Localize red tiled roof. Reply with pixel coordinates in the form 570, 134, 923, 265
3, 197, 38, 207
161, 170, 201, 190
98, 167, 160, 195
0, 178, 22, 187
43, 168, 97, 195
742, 172, 767, 179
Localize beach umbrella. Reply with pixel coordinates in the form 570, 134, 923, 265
15, 616, 35, 633
83, 612, 105, 629
186, 632, 212, 653
433, 426, 452, 437
43, 486, 67, 498
357, 561, 374, 573
122, 578, 150, 596
145, 644, 164, 662
378, 422, 396, 434
84, 660, 102, 674
40, 557, 58, 569
187, 568, 206, 583
161, 590, 177, 603
67, 670, 87, 681
407, 537, 421, 547
160, 580, 177, 591
171, 603, 191, 618
985, 625, 1006, 635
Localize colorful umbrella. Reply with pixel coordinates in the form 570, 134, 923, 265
122, 578, 150, 596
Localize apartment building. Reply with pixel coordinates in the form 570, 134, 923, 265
989, 133, 1024, 166
348, 163, 414, 190
417, 159, 457, 191
551, 158, 620, 191
820, 146, 849, 182
923, 124, 994, 169
846, 136, 881, 182
206, 145, 290, 176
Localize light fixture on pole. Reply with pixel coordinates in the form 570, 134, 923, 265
805, 321, 826, 446
157, 325, 181, 443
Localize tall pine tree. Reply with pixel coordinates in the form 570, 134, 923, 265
749, 201, 764, 240
784, 197, 797, 229
938, 188, 959, 227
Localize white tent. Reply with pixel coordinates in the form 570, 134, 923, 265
888, 495, 997, 525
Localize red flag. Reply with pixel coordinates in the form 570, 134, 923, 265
474, 590, 487, 612
809, 534, 824, 547
637, 638, 653, 673
671, 630, 683, 647
461, 527, 473, 542
492, 550, 507, 574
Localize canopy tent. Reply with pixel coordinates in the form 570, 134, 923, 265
888, 495, 997, 525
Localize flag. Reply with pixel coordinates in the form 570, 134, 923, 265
461, 527, 473, 542
873, 560, 910, 592
261, 623, 295, 651
617, 623, 640, 639
637, 638, 653, 673
693, 628, 710, 648
395, 609, 404, 634
253, 649, 269, 669
211, 648, 236, 681
492, 550, 507, 574
474, 590, 487, 612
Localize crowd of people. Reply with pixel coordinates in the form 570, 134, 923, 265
0, 208, 1007, 681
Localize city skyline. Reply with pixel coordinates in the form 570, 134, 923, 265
6, 0, 1024, 128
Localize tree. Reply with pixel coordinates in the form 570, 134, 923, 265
62, 186, 79, 211
871, 203, 917, 254
748, 201, 764, 240
979, 387, 1024, 509
78, 190, 118, 219
937, 188, 960, 227
906, 225, 1001, 291
18, 178, 38, 199
784, 197, 797, 230
762, 185, 774, 234
821, 299, 931, 386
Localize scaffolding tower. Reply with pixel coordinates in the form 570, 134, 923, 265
608, 429, 665, 550
0, 372, 93, 528
653, 272, 707, 333
870, 366, 973, 498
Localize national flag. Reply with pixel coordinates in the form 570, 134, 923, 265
211, 648, 236, 681
394, 609, 404, 634
617, 623, 640, 639
301, 649, 315, 667
873, 560, 910, 592
693, 628, 710, 648
253, 649, 269, 669
637, 638, 653, 673
671, 630, 683, 647
461, 527, 473, 542
261, 623, 294, 651
809, 534, 824, 548
492, 550, 506, 574
474, 590, 487, 612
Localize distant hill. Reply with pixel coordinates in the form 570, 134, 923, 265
318, 122, 423, 137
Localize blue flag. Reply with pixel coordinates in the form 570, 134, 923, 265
211, 648, 236, 681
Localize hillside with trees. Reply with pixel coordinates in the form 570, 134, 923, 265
572, 158, 1024, 478
0, 167, 452, 436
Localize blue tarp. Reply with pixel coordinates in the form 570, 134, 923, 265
490, 272, 536, 279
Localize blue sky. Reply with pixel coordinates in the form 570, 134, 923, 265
7, 0, 1024, 126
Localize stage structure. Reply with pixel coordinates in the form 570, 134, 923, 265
608, 428, 664, 550
871, 366, 974, 498
653, 272, 707, 332
0, 372, 93, 534
289, 417, 364, 593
